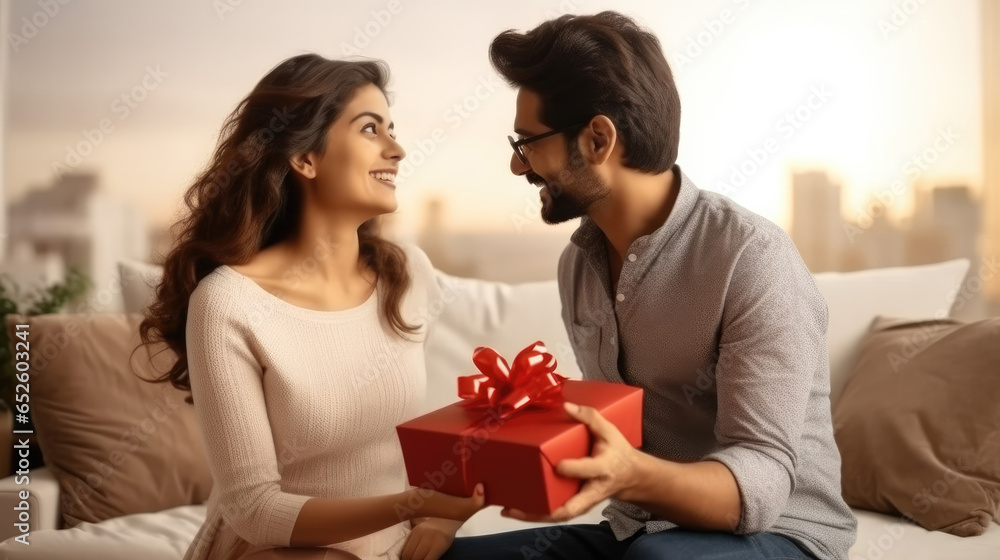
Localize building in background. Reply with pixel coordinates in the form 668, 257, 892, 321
788, 171, 991, 319
417, 193, 480, 278
2, 173, 148, 312
791, 170, 846, 272
416, 193, 570, 283
930, 186, 980, 264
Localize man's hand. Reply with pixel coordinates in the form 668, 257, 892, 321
501, 402, 644, 523
401, 517, 464, 560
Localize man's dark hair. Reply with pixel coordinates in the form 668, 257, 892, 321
490, 11, 681, 174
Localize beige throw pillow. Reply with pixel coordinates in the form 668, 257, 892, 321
834, 316, 1000, 536
5, 313, 212, 527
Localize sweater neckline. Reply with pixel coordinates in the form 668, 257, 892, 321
217, 264, 379, 321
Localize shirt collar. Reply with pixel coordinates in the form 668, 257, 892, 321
570, 163, 701, 258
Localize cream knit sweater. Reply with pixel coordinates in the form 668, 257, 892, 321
182, 244, 440, 560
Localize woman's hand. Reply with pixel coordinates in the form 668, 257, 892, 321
412, 483, 486, 522
401, 517, 464, 560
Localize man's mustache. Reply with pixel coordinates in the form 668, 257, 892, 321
526, 171, 546, 187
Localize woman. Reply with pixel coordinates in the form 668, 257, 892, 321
138, 54, 484, 560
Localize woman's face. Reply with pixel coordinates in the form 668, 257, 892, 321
299, 82, 406, 220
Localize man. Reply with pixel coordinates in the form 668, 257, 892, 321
442, 11, 856, 560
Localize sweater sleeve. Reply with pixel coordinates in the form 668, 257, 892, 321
186, 276, 313, 547
703, 228, 827, 534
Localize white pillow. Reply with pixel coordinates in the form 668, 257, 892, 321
813, 258, 970, 406
422, 272, 581, 414
0, 504, 205, 560
117, 259, 164, 315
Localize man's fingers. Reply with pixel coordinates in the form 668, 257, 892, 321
500, 507, 553, 523
564, 402, 622, 442
555, 456, 605, 479
557, 481, 605, 519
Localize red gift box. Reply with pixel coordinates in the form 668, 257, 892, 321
396, 341, 643, 515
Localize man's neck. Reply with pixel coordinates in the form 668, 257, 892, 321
588, 165, 680, 262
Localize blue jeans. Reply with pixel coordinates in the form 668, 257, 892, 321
441, 522, 818, 560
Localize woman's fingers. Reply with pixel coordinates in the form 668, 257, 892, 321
426, 537, 452, 560
411, 534, 433, 560
401, 529, 421, 560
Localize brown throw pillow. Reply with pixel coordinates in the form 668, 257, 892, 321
833, 316, 1000, 536
5, 313, 212, 527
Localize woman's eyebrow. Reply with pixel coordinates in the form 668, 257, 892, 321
350, 111, 394, 129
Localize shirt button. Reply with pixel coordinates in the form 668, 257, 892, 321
628, 254, 637, 262
616, 293, 625, 302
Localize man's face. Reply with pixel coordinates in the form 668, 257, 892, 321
510, 89, 609, 224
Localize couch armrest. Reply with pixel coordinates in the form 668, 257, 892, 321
0, 467, 61, 544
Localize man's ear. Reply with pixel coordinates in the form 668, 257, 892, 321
289, 151, 318, 179
576, 115, 617, 166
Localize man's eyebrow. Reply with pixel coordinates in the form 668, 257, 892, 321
350, 111, 394, 129
514, 127, 533, 136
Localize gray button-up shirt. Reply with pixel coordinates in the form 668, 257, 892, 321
557, 165, 857, 560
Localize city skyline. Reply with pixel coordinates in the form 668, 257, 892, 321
2, 0, 988, 237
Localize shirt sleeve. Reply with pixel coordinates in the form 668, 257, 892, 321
703, 228, 828, 534
186, 278, 313, 547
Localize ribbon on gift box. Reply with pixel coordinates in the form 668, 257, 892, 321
457, 340, 568, 421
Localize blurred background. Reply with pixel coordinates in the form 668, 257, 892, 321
1, 0, 997, 319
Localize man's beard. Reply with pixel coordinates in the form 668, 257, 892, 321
530, 144, 610, 225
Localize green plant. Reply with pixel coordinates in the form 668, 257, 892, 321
0, 267, 92, 414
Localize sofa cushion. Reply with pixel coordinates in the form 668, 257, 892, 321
834, 316, 1000, 536
812, 259, 970, 406
4, 314, 212, 527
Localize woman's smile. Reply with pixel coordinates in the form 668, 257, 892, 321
369, 168, 398, 188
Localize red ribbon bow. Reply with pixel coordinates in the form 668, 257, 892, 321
457, 340, 567, 420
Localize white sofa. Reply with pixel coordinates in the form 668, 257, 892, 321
1, 257, 998, 559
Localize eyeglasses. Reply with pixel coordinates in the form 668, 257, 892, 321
507, 122, 589, 165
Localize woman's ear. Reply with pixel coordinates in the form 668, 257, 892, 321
289, 152, 318, 179
576, 115, 617, 166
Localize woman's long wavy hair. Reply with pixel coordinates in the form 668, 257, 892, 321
137, 54, 417, 404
